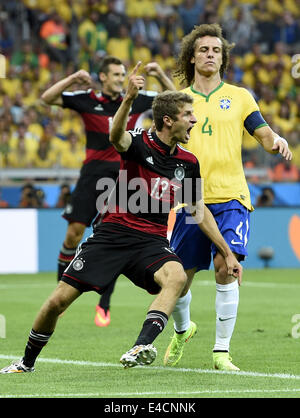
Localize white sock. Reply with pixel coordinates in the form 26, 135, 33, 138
213, 281, 239, 352
172, 290, 192, 333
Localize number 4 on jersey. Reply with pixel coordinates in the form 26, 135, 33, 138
202, 117, 212, 136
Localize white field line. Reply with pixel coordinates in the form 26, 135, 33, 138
1, 389, 300, 398
1, 354, 300, 381
1, 280, 300, 290
0, 283, 56, 290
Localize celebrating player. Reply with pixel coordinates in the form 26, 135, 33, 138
163, 23, 292, 371
0, 62, 242, 373
41, 56, 175, 327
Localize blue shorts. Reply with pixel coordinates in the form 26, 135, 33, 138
170, 200, 250, 271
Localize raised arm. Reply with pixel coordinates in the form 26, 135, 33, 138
109, 61, 145, 152
144, 62, 176, 91
253, 125, 292, 161
41, 70, 92, 106
189, 201, 243, 285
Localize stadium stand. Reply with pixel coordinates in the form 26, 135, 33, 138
0, 0, 299, 207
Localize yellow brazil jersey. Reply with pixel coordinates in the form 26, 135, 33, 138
181, 82, 266, 211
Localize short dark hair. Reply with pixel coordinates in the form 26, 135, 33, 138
175, 23, 234, 85
152, 91, 194, 131
98, 55, 123, 75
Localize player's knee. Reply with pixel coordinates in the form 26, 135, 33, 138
214, 252, 238, 284
171, 270, 187, 293
156, 262, 187, 293
215, 263, 228, 281
46, 284, 73, 315
45, 296, 66, 316
215, 260, 236, 284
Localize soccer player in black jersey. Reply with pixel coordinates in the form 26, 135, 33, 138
41, 56, 176, 327
0, 62, 242, 373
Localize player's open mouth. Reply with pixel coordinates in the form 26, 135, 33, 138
185, 127, 193, 140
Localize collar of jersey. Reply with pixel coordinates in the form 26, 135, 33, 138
94, 91, 122, 103
151, 131, 178, 156
190, 81, 224, 102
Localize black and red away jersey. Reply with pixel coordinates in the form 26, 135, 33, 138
62, 89, 156, 176
101, 129, 202, 238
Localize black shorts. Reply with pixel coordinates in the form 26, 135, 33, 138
62, 162, 119, 227
62, 223, 183, 295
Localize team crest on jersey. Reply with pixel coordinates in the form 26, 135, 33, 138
174, 166, 185, 181
73, 258, 84, 271
219, 96, 232, 110
65, 204, 73, 214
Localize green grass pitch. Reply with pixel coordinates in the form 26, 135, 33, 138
0, 269, 300, 399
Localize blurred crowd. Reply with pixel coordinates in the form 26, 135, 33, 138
0, 0, 300, 183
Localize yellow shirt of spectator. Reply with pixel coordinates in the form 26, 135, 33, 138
180, 82, 268, 211
7, 147, 35, 168
258, 98, 280, 118
27, 123, 44, 141
154, 55, 176, 72
126, 0, 157, 18
106, 38, 133, 64
1, 77, 21, 98
10, 134, 38, 153
60, 117, 84, 138
60, 143, 85, 169
33, 148, 58, 168
132, 46, 152, 66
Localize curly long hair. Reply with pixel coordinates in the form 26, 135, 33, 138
174, 23, 235, 86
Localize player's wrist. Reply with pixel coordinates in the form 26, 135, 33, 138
273, 136, 288, 147
69, 72, 80, 85
124, 92, 137, 102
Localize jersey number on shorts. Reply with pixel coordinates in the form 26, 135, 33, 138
235, 220, 249, 247
202, 117, 212, 136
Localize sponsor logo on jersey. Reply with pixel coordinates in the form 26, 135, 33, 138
146, 156, 154, 165
94, 104, 104, 111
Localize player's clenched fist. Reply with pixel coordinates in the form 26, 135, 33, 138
71, 70, 92, 87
